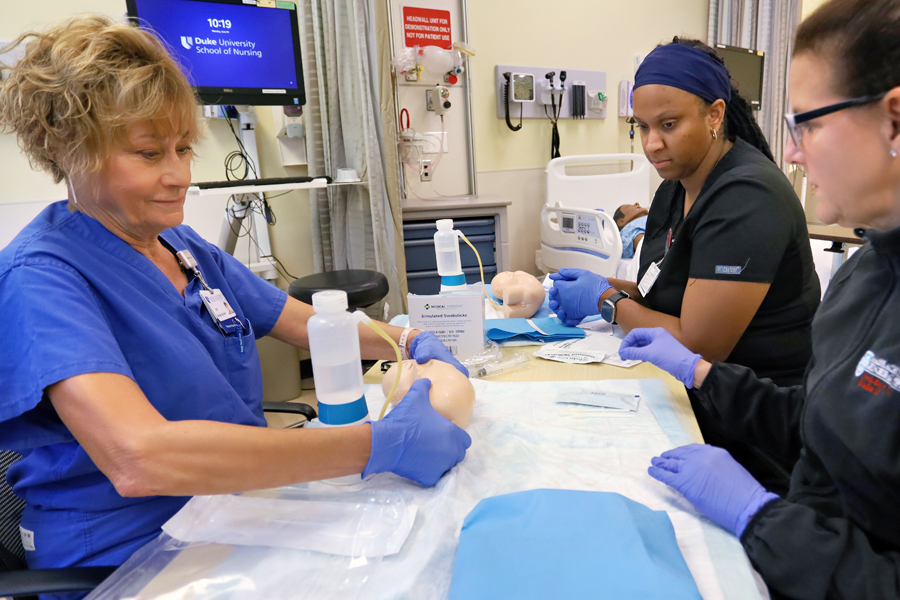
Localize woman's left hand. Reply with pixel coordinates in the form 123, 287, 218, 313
409, 331, 469, 377
649, 444, 779, 537
548, 268, 612, 326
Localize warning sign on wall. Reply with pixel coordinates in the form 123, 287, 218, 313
402, 6, 452, 49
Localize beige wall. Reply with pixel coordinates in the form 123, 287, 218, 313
801, 0, 828, 19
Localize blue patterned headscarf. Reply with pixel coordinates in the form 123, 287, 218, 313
634, 43, 731, 105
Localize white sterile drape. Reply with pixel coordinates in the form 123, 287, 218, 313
708, 0, 801, 170
300, 0, 404, 317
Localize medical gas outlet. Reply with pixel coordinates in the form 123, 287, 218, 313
427, 85, 452, 116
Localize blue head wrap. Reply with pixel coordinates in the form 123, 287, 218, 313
634, 43, 731, 105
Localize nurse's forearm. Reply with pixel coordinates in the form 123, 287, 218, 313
605, 297, 683, 337
49, 373, 373, 497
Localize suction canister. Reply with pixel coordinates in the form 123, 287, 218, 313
434, 219, 467, 291
307, 290, 369, 427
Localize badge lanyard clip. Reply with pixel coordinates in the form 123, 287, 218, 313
176, 250, 244, 344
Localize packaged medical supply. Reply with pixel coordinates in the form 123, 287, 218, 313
162, 489, 416, 557
308, 291, 369, 427
408, 290, 485, 360
484, 317, 585, 345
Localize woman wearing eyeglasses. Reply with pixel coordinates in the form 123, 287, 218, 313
620, 0, 900, 596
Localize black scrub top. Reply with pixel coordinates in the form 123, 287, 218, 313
638, 137, 820, 386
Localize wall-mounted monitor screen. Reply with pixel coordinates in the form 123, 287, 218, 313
126, 0, 305, 106
716, 43, 764, 110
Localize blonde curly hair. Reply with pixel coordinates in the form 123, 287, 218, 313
0, 14, 200, 183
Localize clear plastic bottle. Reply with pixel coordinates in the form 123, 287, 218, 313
308, 291, 369, 428
434, 219, 466, 291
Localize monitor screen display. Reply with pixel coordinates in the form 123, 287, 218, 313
127, 0, 305, 106
716, 44, 764, 110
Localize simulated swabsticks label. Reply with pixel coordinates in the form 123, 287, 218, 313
317, 394, 369, 426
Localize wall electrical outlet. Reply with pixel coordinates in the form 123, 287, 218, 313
420, 159, 433, 181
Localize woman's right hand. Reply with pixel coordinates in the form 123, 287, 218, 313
619, 327, 705, 388
364, 379, 472, 486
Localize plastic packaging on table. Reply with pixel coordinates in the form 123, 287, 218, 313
86, 486, 417, 600
461, 341, 531, 378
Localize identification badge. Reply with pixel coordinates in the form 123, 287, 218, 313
20, 525, 35, 551
638, 261, 661, 297
200, 289, 242, 333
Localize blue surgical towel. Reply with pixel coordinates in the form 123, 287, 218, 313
449, 489, 701, 600
485, 317, 585, 344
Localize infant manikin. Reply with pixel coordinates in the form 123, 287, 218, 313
382, 359, 475, 428
490, 271, 546, 318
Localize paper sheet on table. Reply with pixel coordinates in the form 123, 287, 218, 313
161, 491, 416, 557
535, 326, 641, 367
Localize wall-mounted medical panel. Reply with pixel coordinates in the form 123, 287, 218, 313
495, 65, 607, 121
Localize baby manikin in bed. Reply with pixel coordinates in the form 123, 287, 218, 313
490, 271, 546, 319
382, 360, 476, 428
614, 203, 648, 260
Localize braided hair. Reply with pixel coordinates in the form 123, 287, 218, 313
668, 37, 775, 163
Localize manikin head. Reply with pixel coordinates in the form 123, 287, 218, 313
490, 271, 546, 319
382, 359, 475, 428
613, 203, 649, 229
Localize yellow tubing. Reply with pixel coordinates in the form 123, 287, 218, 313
458, 232, 502, 311
360, 319, 403, 420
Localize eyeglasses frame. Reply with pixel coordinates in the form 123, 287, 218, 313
784, 92, 887, 147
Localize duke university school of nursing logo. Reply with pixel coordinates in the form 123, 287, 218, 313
181, 36, 193, 50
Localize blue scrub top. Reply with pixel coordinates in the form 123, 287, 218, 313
0, 201, 287, 570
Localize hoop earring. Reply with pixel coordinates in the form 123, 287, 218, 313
711, 129, 718, 140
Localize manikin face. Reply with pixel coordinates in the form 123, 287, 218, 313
632, 84, 724, 181
784, 53, 900, 230
490, 271, 546, 319
616, 203, 649, 229
71, 120, 193, 243
382, 359, 475, 428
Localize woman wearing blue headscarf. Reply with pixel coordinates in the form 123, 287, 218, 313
550, 38, 820, 491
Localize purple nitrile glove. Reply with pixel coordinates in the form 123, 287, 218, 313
409, 330, 469, 377
618, 327, 702, 388
648, 444, 779, 537
547, 268, 612, 327
364, 379, 472, 486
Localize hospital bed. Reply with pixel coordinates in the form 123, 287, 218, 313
536, 154, 651, 281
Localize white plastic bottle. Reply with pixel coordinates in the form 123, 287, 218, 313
434, 219, 466, 291
308, 291, 369, 428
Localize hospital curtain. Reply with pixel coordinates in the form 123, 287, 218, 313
708, 0, 801, 170
300, 0, 407, 318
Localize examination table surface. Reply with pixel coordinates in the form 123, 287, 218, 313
83, 347, 768, 600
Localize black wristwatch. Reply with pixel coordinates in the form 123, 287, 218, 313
600, 290, 630, 325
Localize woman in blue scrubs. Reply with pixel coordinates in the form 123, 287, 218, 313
0, 15, 471, 579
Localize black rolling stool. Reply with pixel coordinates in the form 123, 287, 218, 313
288, 269, 391, 378
288, 269, 390, 311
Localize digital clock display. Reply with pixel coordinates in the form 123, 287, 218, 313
208, 18, 232, 28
